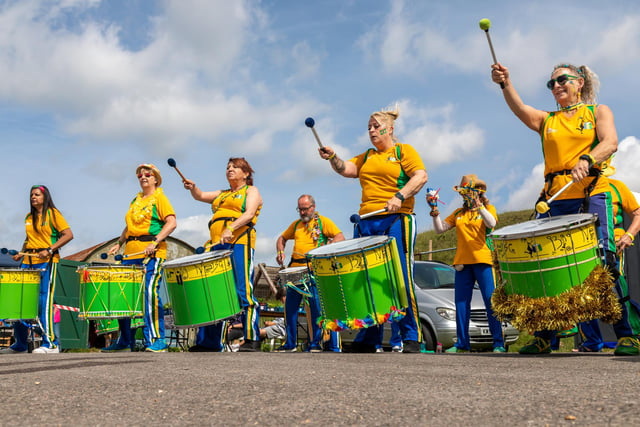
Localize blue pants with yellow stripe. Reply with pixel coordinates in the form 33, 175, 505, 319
10, 261, 58, 351
115, 257, 165, 348
353, 213, 421, 345
195, 243, 260, 350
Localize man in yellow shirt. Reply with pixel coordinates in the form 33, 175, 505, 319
275, 195, 344, 352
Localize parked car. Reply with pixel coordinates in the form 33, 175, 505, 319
340, 261, 520, 351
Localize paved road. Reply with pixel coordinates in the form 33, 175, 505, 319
0, 351, 638, 426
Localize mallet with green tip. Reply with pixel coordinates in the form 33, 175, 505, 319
478, 18, 504, 89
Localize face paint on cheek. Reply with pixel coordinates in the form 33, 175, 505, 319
379, 129, 387, 136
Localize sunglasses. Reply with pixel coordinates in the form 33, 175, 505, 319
296, 206, 314, 213
546, 74, 578, 90
137, 172, 153, 178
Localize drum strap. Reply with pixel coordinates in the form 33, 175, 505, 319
543, 168, 601, 210
289, 257, 306, 266
209, 217, 256, 249
126, 235, 156, 242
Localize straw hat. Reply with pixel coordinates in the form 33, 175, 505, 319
453, 174, 487, 192
136, 163, 162, 186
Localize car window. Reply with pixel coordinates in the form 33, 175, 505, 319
414, 263, 455, 289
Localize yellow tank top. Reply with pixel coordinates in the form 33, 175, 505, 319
540, 104, 609, 200
209, 185, 261, 247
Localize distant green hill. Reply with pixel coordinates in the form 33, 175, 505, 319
415, 209, 534, 265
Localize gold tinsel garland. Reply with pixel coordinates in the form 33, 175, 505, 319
491, 265, 622, 332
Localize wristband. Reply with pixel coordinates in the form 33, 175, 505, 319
151, 240, 159, 247
625, 232, 635, 242
277, 251, 284, 255
327, 153, 336, 160
46, 247, 53, 254
226, 225, 235, 233
395, 191, 405, 202
579, 153, 595, 167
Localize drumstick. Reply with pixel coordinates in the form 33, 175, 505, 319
167, 158, 188, 182
535, 181, 573, 214
304, 117, 326, 150
114, 251, 148, 261
350, 208, 387, 224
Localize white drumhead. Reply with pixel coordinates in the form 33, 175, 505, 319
164, 250, 232, 268
278, 266, 308, 275
306, 235, 390, 257
489, 213, 597, 240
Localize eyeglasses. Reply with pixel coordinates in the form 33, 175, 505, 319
137, 172, 153, 178
546, 74, 578, 90
296, 205, 314, 212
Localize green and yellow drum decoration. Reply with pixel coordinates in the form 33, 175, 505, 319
306, 236, 408, 331
490, 213, 621, 331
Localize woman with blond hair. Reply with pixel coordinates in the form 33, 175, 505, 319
318, 106, 428, 353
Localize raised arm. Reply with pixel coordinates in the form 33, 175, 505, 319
318, 147, 358, 178
491, 63, 548, 132
183, 178, 222, 203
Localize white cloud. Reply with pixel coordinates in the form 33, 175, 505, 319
610, 136, 640, 192
503, 163, 544, 212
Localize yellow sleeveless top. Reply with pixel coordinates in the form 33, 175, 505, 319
209, 185, 261, 246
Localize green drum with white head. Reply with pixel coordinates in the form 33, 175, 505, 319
306, 236, 408, 330
77, 264, 145, 319
164, 250, 241, 328
0, 268, 41, 320
490, 214, 602, 298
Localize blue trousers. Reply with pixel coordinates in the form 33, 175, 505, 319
196, 243, 260, 350
115, 257, 166, 348
283, 279, 340, 351
353, 213, 421, 346
11, 261, 58, 351
453, 263, 504, 350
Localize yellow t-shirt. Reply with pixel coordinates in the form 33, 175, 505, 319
124, 188, 175, 259
24, 208, 70, 263
540, 104, 609, 199
350, 143, 425, 215
445, 205, 498, 265
209, 185, 261, 247
281, 213, 342, 264
608, 178, 640, 240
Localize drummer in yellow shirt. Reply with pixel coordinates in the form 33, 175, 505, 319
431, 175, 505, 353
1, 185, 74, 354
275, 194, 344, 352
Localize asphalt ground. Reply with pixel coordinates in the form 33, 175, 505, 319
0, 351, 638, 426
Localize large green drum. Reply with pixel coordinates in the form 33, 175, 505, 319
490, 214, 601, 298
306, 236, 408, 329
164, 250, 240, 328
77, 264, 145, 319
0, 268, 41, 320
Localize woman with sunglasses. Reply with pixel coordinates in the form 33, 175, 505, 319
491, 63, 639, 355
0, 185, 73, 354
430, 174, 505, 353
318, 106, 428, 353
102, 164, 176, 353
183, 157, 263, 352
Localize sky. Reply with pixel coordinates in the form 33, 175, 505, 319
2, 0, 640, 266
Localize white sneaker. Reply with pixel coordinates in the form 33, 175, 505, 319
32, 346, 60, 354
375, 348, 384, 353
392, 345, 403, 353
0, 347, 26, 354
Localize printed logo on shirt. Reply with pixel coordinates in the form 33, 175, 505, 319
546, 127, 557, 133
387, 156, 398, 162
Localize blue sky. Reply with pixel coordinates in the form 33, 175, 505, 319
1, 0, 640, 265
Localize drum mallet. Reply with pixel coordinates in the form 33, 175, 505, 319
114, 251, 148, 262
304, 117, 324, 148
167, 158, 188, 182
535, 181, 573, 214
2, 248, 39, 257
350, 208, 387, 224
478, 18, 504, 89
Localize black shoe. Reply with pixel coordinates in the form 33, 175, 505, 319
350, 342, 376, 353
402, 340, 420, 353
188, 344, 220, 352
238, 340, 262, 352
